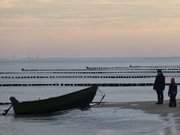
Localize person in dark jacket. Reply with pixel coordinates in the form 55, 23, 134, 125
168, 78, 177, 107
153, 69, 165, 104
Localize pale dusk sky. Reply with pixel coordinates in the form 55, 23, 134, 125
0, 0, 180, 58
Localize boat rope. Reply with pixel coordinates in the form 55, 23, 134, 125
1, 104, 12, 116
97, 89, 106, 105
91, 89, 106, 107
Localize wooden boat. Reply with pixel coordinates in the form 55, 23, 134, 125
9, 86, 98, 115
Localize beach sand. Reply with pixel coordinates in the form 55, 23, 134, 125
97, 99, 180, 116
96, 99, 180, 135
1, 100, 180, 135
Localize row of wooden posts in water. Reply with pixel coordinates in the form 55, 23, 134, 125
21, 68, 180, 72
1, 66, 180, 75
0, 82, 180, 87
1, 70, 180, 75
1, 66, 180, 87
21, 65, 180, 71
1, 75, 180, 79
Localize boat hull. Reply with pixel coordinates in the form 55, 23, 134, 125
10, 86, 98, 115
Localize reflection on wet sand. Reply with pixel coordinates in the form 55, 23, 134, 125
1, 100, 180, 135
161, 114, 180, 135
97, 99, 180, 135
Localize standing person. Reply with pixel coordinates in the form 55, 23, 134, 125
168, 78, 177, 107
153, 69, 165, 104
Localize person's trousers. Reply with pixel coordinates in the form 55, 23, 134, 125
156, 90, 164, 104
169, 96, 176, 107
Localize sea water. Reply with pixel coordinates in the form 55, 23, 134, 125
0, 57, 180, 135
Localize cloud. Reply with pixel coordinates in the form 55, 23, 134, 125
0, 0, 180, 29
1, 0, 180, 58
0, 0, 20, 8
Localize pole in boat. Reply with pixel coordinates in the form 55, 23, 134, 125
2, 104, 12, 116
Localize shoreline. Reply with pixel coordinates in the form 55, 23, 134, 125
96, 99, 180, 116
1, 100, 180, 116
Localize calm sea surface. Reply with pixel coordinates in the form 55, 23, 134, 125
0, 57, 180, 135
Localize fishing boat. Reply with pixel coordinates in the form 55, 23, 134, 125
8, 86, 98, 115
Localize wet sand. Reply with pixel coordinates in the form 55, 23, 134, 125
96, 99, 180, 135
1, 100, 180, 135
95, 99, 180, 135
97, 99, 180, 116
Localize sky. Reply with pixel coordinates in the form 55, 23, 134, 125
0, 0, 180, 58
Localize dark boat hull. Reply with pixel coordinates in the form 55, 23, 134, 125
10, 86, 98, 115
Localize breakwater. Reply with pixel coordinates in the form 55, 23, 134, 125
2, 70, 180, 75
1, 65, 180, 87
0, 83, 177, 87
21, 65, 180, 71
1, 74, 180, 79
